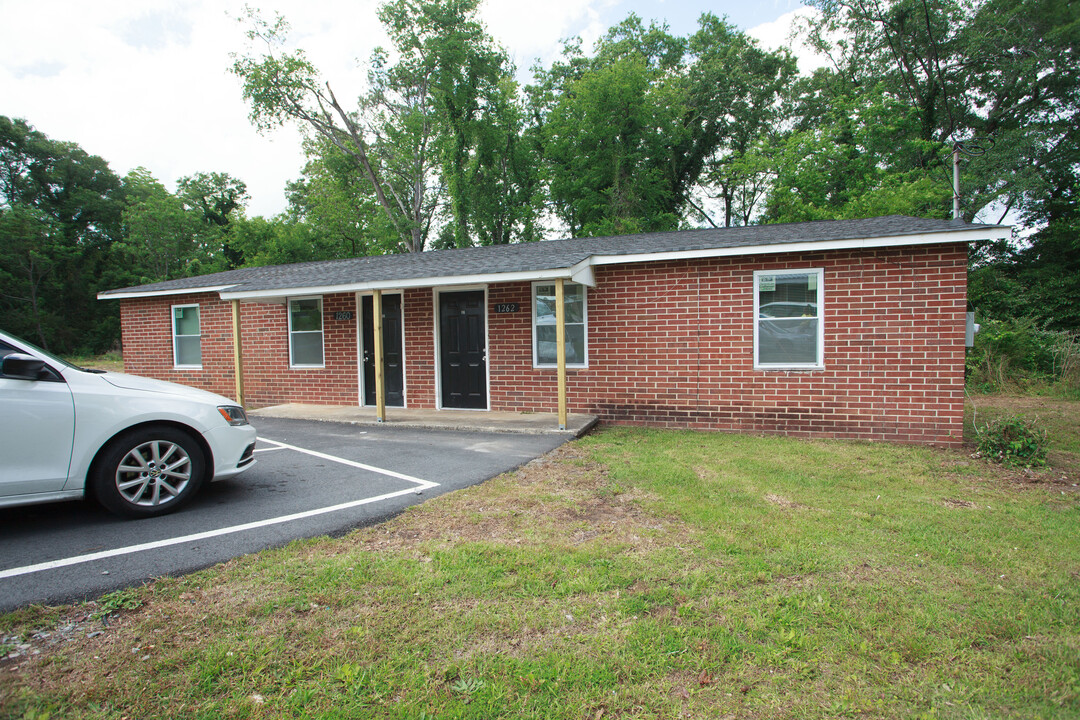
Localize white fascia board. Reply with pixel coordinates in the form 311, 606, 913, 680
218, 267, 580, 301
570, 258, 597, 287
97, 285, 236, 300
586, 227, 1011, 267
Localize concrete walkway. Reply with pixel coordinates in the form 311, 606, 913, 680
248, 403, 600, 437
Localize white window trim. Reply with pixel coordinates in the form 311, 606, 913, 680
531, 281, 588, 369
753, 268, 825, 371
171, 303, 202, 369
288, 296, 326, 369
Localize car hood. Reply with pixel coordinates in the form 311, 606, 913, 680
98, 372, 236, 405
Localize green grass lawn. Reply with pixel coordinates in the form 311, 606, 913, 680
2, 402, 1078, 719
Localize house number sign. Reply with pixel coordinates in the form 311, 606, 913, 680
334, 311, 353, 321
494, 303, 519, 313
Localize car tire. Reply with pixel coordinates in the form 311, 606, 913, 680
92, 426, 206, 518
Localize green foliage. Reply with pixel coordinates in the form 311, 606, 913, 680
94, 587, 144, 618
530, 13, 794, 235
966, 317, 1080, 394
234, 1, 535, 252
118, 169, 222, 284
974, 414, 1048, 467
0, 116, 125, 354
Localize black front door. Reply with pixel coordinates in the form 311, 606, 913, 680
439, 290, 487, 409
362, 294, 404, 407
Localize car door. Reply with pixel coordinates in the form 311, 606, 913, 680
0, 341, 76, 496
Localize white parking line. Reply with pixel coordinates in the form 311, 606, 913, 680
256, 438, 432, 485
0, 439, 438, 580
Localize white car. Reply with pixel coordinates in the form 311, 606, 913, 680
0, 330, 257, 518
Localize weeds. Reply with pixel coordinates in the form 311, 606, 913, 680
967, 317, 1080, 396
973, 414, 1049, 467
92, 587, 143, 619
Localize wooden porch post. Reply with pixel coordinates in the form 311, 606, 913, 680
231, 299, 245, 408
373, 289, 386, 422
555, 278, 567, 430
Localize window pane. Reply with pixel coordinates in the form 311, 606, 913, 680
536, 324, 586, 365
291, 332, 324, 366
758, 273, 817, 319
534, 286, 556, 325
564, 285, 584, 323
290, 299, 322, 332
174, 306, 200, 336
565, 324, 585, 364
176, 335, 202, 366
536, 324, 557, 364
758, 318, 817, 365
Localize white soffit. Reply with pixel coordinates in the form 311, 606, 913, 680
97, 285, 236, 300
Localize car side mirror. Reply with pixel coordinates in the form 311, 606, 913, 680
2, 353, 48, 380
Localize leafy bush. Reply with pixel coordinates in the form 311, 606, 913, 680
967, 317, 1080, 395
974, 414, 1048, 467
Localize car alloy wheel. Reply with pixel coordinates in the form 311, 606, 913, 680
115, 439, 193, 507
93, 426, 206, 518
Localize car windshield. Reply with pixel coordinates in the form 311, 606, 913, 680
2, 333, 84, 372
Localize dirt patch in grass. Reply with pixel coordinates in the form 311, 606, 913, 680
360, 444, 676, 554
764, 493, 803, 509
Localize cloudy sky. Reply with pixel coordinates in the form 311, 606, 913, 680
1, 0, 817, 218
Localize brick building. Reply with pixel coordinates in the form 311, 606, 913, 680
98, 216, 1009, 446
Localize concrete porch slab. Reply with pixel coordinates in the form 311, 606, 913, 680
247, 404, 600, 437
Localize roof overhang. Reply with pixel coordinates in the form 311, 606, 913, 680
97, 225, 1009, 302
97, 285, 237, 300
217, 265, 593, 302
587, 226, 1009, 266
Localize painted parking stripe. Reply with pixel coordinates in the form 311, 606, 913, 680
0, 440, 438, 580
256, 438, 431, 485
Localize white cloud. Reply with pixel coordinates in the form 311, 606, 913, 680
0, 0, 386, 217
481, 0, 609, 74
1, 0, 819, 219
747, 6, 828, 75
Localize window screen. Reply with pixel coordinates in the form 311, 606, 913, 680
534, 282, 586, 366
172, 305, 202, 367
289, 298, 325, 367
755, 270, 822, 368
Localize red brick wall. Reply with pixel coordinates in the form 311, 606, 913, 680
120, 293, 237, 400
120, 292, 360, 408
116, 243, 968, 445
484, 244, 968, 445
402, 288, 436, 408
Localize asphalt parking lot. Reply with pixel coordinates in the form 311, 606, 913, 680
0, 417, 572, 612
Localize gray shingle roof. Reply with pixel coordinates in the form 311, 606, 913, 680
99, 215, 1004, 298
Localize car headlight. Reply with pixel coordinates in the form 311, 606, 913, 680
217, 405, 249, 426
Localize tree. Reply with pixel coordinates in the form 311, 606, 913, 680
528, 14, 795, 236
285, 137, 399, 258
0, 206, 70, 348
787, 0, 1080, 329
119, 169, 215, 283
232, 0, 530, 252
0, 116, 124, 353
177, 171, 250, 268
